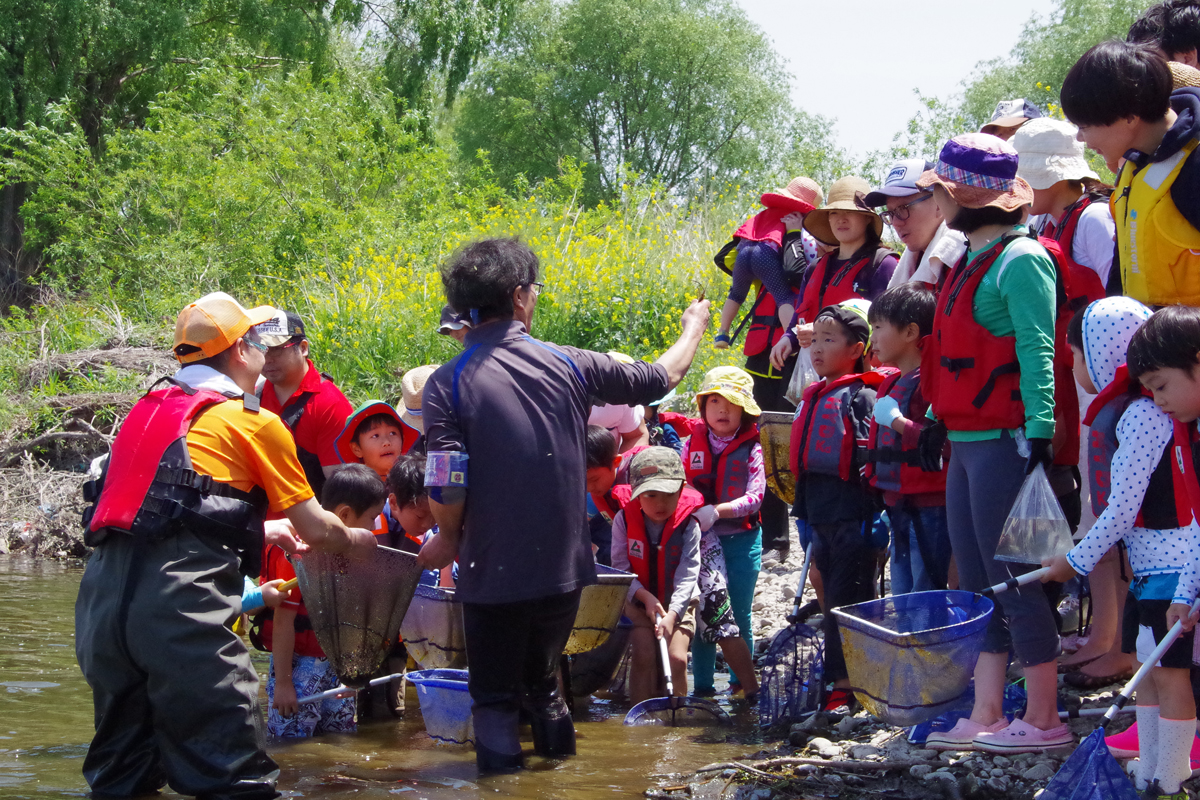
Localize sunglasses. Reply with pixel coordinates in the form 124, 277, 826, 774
242, 337, 268, 354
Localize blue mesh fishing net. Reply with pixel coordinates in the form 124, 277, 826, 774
1039, 728, 1139, 800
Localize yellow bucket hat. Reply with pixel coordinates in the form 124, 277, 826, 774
695, 366, 762, 416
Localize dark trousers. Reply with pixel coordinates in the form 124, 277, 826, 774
75, 531, 278, 800
811, 520, 875, 682
751, 363, 796, 554
462, 589, 582, 756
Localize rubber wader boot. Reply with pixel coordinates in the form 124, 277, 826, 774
529, 711, 576, 757
475, 742, 524, 774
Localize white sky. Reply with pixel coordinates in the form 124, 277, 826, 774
735, 0, 1050, 158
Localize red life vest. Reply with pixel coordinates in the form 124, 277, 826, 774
81, 379, 269, 575
591, 484, 634, 524
250, 544, 324, 657
623, 486, 705, 605
925, 234, 1071, 438
1052, 194, 1108, 312
682, 419, 761, 530
743, 287, 784, 357
790, 371, 886, 482
865, 368, 947, 495
1171, 420, 1200, 526
795, 246, 893, 323
733, 207, 789, 248
1084, 367, 1190, 528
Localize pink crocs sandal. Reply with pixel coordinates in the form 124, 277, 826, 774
924, 718, 1008, 751
973, 718, 1074, 754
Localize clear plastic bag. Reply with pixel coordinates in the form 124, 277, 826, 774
785, 346, 819, 407
995, 464, 1074, 564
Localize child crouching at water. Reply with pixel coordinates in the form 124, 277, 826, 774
611, 447, 703, 705
261, 464, 387, 737
790, 300, 883, 714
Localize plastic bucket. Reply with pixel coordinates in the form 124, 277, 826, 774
407, 669, 474, 745
400, 584, 467, 670
564, 565, 635, 655
831, 591, 994, 726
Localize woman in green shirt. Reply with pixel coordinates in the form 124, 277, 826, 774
916, 134, 1070, 755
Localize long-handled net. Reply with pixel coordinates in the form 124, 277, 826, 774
759, 542, 823, 729
294, 545, 424, 687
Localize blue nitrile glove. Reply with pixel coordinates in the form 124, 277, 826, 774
873, 396, 902, 427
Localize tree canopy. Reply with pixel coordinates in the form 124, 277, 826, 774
455, 0, 792, 201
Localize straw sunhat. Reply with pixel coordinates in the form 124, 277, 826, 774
916, 133, 1034, 211
400, 364, 440, 433
1170, 61, 1200, 89
761, 176, 824, 216
802, 177, 884, 246
1013, 118, 1099, 191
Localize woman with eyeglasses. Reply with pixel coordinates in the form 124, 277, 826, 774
862, 159, 968, 292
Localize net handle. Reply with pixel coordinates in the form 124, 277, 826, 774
786, 543, 814, 623
978, 567, 1049, 598
1101, 596, 1200, 730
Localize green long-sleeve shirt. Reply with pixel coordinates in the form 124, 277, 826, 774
946, 234, 1058, 443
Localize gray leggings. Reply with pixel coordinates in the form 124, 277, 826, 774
946, 432, 1060, 666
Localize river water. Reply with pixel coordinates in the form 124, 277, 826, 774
0, 556, 761, 799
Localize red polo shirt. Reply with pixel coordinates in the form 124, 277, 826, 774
261, 359, 353, 469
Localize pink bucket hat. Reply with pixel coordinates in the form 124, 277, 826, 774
760, 176, 823, 215
916, 133, 1034, 211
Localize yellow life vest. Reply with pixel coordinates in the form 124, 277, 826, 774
1112, 137, 1200, 306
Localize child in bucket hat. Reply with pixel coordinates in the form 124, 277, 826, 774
713, 176, 823, 350
916, 133, 1072, 754
652, 366, 763, 701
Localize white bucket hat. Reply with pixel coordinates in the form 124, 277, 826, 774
1012, 118, 1099, 191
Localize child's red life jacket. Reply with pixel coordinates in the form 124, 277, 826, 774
1084, 367, 1191, 528
790, 371, 886, 482
743, 289, 784, 357
864, 367, 947, 495
81, 379, 269, 576
250, 544, 324, 657
924, 234, 1075, 451
623, 486, 705, 605
1050, 193, 1108, 311
591, 484, 634, 524
1171, 420, 1200, 525
795, 247, 892, 323
682, 419, 761, 530
733, 207, 790, 248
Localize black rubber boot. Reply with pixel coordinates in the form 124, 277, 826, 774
529, 713, 576, 757
474, 742, 524, 774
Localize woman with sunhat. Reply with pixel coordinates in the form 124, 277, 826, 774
769, 176, 897, 370
714, 176, 823, 349
917, 133, 1071, 754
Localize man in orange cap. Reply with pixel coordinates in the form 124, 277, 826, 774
75, 292, 377, 800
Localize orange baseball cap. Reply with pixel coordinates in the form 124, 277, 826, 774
173, 291, 277, 364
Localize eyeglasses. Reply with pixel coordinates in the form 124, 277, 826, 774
880, 193, 932, 225
242, 337, 268, 354
527, 281, 545, 296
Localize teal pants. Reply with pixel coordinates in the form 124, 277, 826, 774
691, 527, 762, 693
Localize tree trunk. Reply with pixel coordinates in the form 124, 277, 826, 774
0, 181, 33, 308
